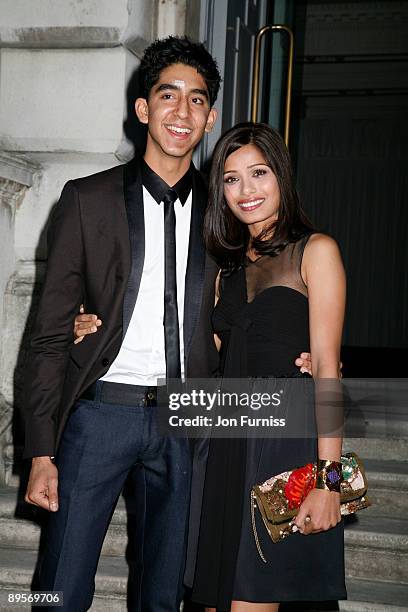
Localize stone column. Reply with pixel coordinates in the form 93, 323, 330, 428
0, 155, 37, 485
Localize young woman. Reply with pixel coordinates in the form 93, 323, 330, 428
187, 122, 346, 611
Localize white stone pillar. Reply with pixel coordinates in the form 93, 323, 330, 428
0, 155, 37, 484
157, 0, 187, 38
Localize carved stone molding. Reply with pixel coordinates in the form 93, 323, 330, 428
0, 155, 38, 299
0, 154, 37, 213
0, 179, 27, 217
0, 153, 35, 187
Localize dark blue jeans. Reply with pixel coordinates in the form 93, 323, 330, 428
39, 384, 191, 611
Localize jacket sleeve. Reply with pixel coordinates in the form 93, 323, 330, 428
22, 180, 85, 459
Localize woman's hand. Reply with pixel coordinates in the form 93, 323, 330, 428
294, 488, 341, 535
73, 304, 102, 344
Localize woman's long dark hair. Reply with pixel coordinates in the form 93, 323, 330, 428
204, 122, 314, 271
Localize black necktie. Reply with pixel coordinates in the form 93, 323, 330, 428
163, 189, 181, 379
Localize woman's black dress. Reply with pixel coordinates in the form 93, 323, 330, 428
187, 237, 347, 609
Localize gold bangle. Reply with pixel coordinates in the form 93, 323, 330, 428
315, 459, 342, 492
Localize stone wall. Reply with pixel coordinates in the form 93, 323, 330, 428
0, 0, 188, 484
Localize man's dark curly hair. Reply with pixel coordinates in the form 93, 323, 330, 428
139, 36, 221, 107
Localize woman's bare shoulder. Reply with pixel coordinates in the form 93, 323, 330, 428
304, 233, 341, 261
307, 232, 339, 249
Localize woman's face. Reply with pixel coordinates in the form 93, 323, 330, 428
223, 143, 280, 237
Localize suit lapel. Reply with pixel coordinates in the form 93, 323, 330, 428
122, 160, 208, 358
183, 169, 208, 362
122, 159, 145, 337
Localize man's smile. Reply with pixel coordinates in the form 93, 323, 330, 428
164, 124, 193, 139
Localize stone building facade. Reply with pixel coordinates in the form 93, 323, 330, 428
0, 0, 189, 485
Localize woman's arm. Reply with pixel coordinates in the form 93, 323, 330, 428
295, 233, 346, 534
305, 233, 346, 458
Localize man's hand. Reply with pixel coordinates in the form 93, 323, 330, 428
293, 488, 341, 535
74, 304, 102, 344
294, 352, 343, 377
25, 456, 59, 512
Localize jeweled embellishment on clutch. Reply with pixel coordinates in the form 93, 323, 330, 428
262, 480, 289, 514
284, 464, 316, 509
258, 465, 317, 511
342, 454, 358, 480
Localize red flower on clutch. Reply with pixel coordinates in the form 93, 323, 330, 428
284, 464, 316, 509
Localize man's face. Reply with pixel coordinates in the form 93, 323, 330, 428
135, 63, 217, 162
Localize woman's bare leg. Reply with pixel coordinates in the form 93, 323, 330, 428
206, 602, 279, 611
231, 602, 279, 612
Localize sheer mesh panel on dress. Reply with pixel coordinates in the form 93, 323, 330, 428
244, 237, 311, 304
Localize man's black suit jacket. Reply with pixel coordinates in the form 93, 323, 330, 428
23, 158, 219, 459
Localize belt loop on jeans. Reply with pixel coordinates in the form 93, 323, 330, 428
94, 380, 104, 405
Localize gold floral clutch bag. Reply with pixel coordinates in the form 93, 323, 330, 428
251, 452, 371, 561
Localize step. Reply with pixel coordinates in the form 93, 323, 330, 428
344, 514, 408, 583
0, 486, 129, 525
90, 594, 127, 611
343, 438, 408, 462
345, 411, 408, 439
0, 516, 127, 557
0, 547, 128, 595
363, 460, 408, 518
0, 592, 127, 612
340, 601, 407, 611
0, 487, 36, 519
0, 486, 129, 556
340, 577, 408, 610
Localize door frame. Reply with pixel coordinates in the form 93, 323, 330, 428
191, 0, 229, 167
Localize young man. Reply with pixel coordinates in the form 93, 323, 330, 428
23, 37, 220, 611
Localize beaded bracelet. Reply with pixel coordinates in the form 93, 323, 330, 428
315, 459, 343, 493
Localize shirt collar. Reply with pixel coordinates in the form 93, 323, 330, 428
141, 159, 193, 206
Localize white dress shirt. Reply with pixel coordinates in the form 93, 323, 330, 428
101, 170, 192, 386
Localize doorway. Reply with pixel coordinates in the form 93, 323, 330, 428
192, 0, 408, 364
